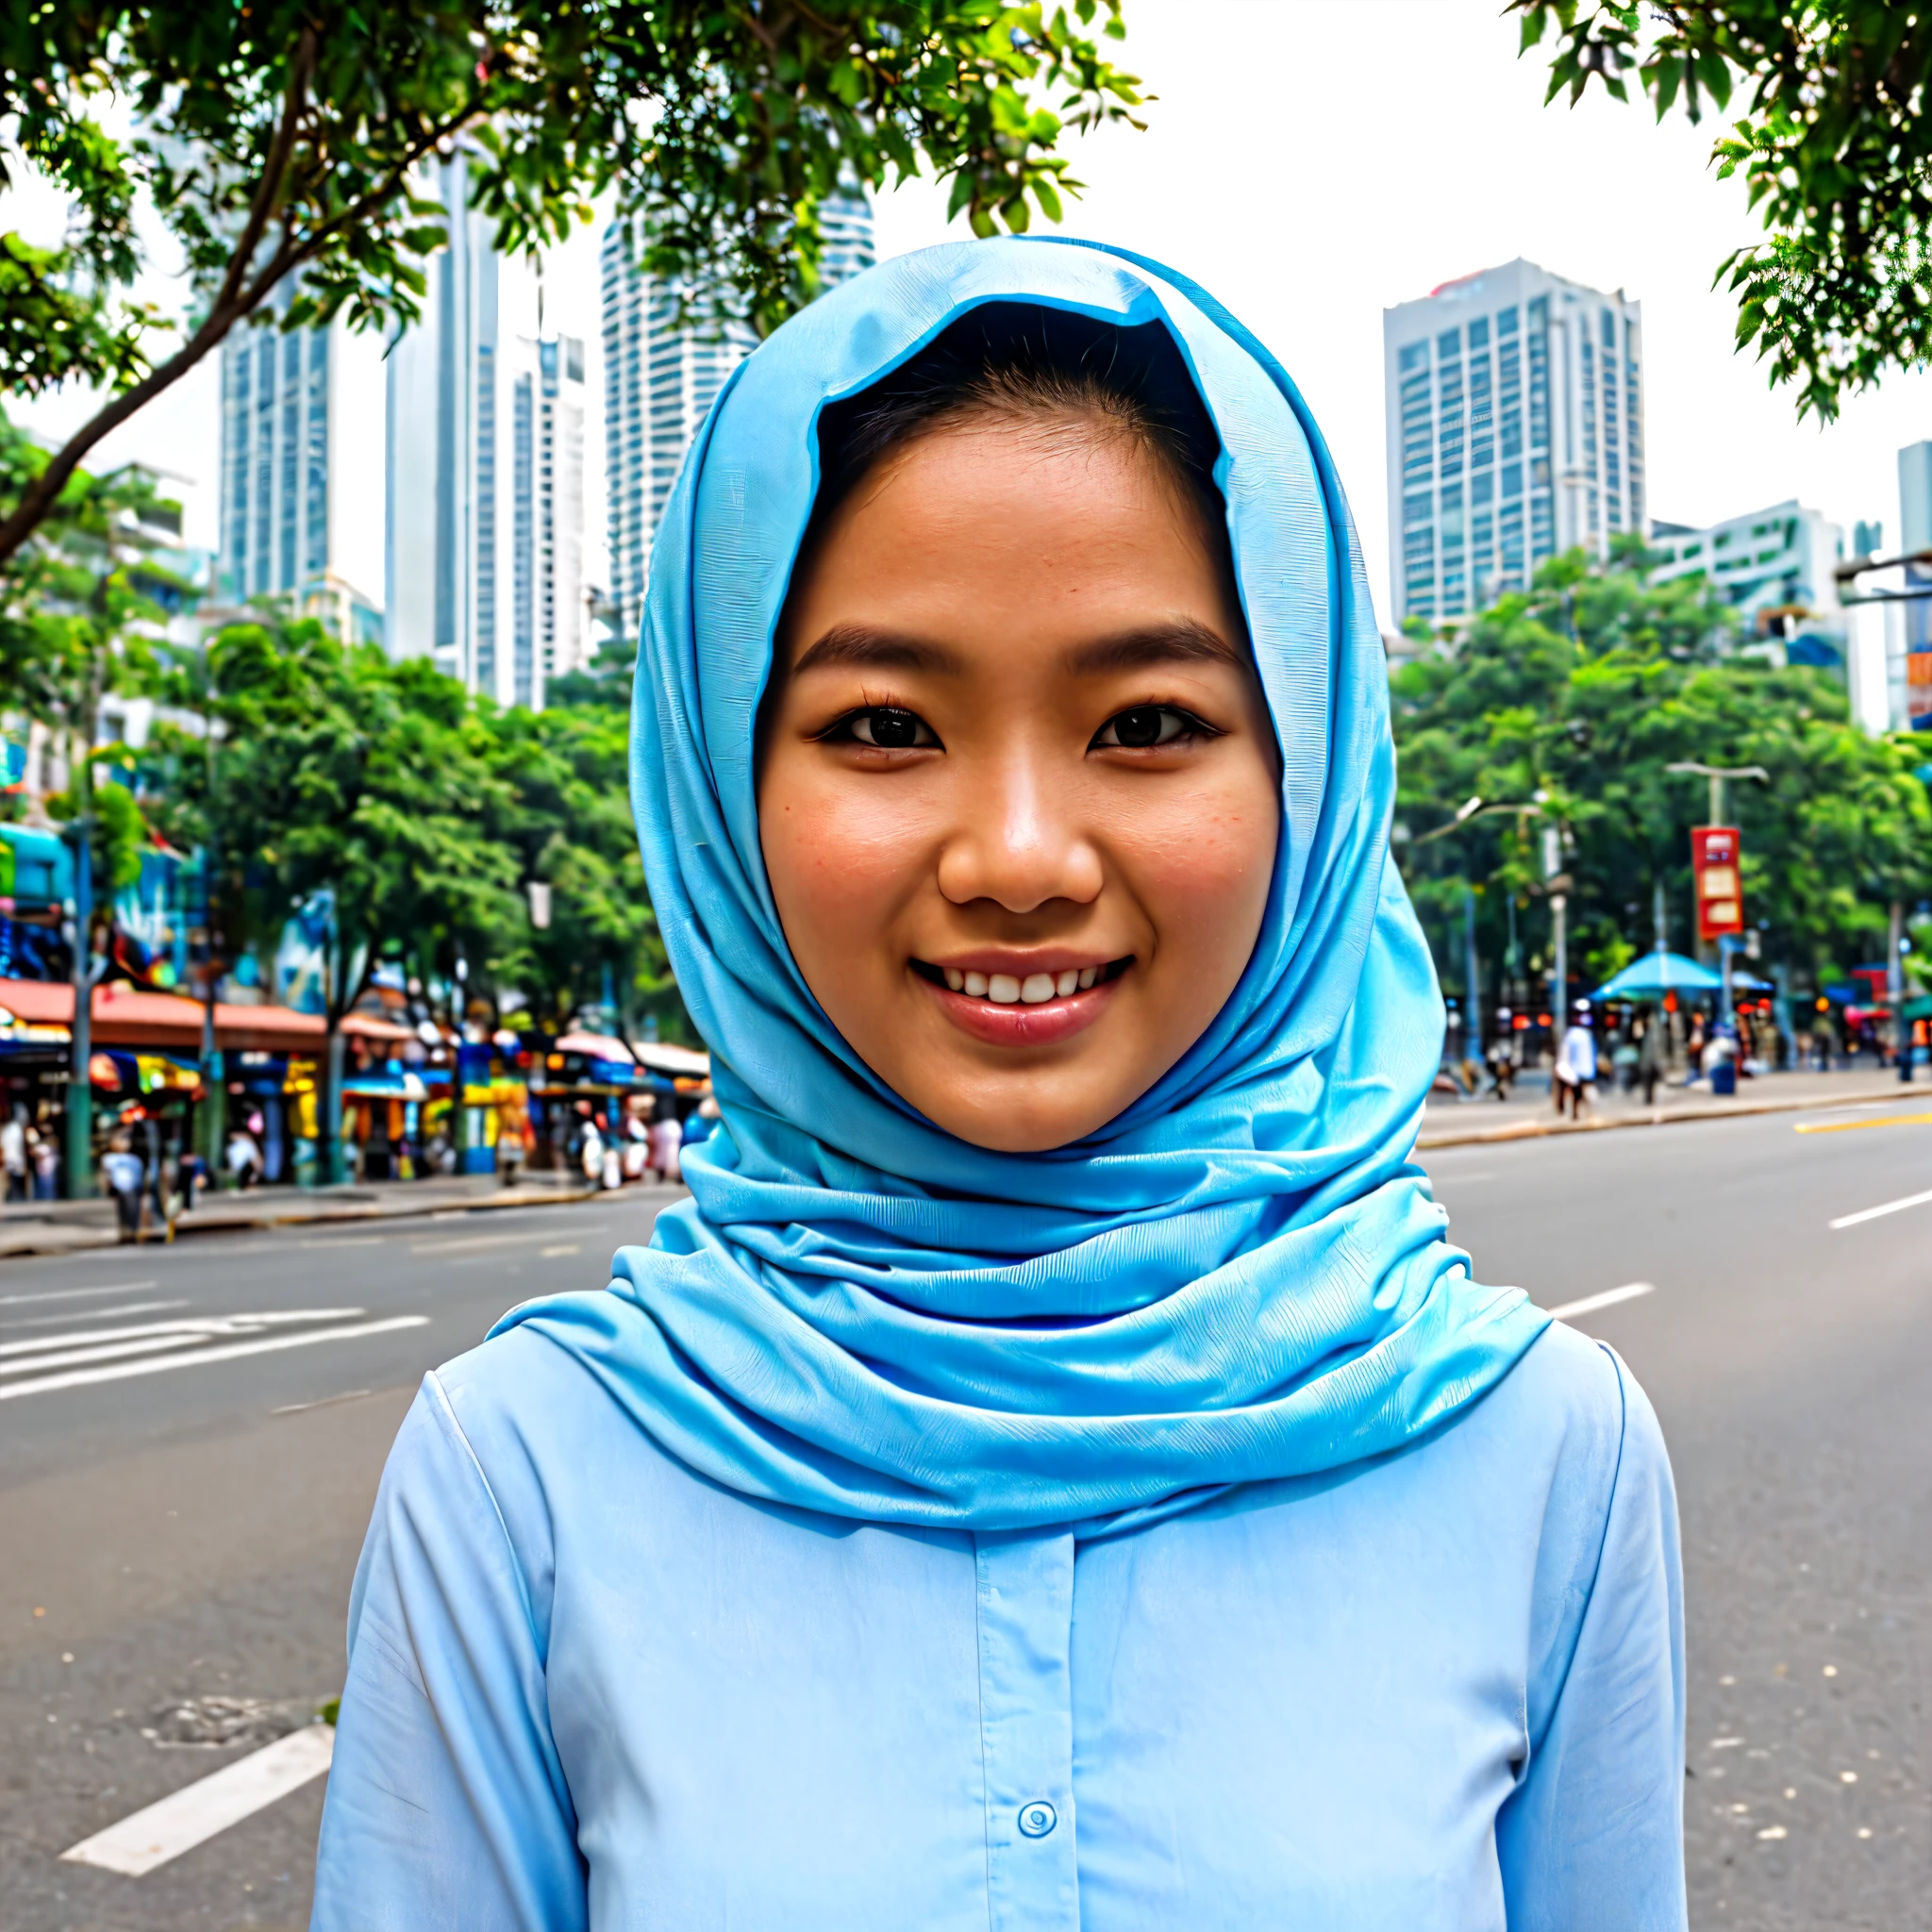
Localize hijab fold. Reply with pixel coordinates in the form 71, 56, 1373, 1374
491, 239, 1548, 1534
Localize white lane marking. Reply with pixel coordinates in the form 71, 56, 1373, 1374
296, 1235, 387, 1249
1829, 1188, 1932, 1231
0, 1308, 366, 1358
0, 1332, 213, 1379
61, 1725, 335, 1876
411, 1224, 606, 1256
1545, 1281, 1657, 1323
0, 1314, 429, 1403
272, 1387, 374, 1416
1, 1299, 190, 1330
541, 1243, 581, 1258
0, 1280, 157, 1309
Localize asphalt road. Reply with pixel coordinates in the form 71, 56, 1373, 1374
2, 1107, 1929, 1928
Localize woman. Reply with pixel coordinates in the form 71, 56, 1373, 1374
311, 242, 1683, 1929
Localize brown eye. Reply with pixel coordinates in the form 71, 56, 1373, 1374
842, 707, 938, 748
1092, 706, 1206, 750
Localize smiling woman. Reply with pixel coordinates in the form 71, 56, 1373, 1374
758, 308, 1279, 1150
310, 242, 1687, 1932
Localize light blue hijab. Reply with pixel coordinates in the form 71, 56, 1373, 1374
494, 238, 1548, 1534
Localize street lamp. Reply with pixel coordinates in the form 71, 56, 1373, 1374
1408, 796, 1563, 1048
1663, 760, 1769, 828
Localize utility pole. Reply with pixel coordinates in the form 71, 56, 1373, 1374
1890, 899, 1910, 1084
1665, 760, 1771, 1018
63, 813, 92, 1198
1463, 885, 1481, 1058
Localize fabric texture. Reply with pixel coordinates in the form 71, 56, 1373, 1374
310, 1324, 1688, 1932
492, 236, 1551, 1530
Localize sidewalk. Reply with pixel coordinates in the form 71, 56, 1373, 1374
0, 1168, 679, 1260
1419, 1065, 1922, 1151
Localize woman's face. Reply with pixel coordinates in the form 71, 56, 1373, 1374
758, 416, 1281, 1153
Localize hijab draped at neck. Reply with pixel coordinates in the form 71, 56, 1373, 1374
492, 239, 1548, 1534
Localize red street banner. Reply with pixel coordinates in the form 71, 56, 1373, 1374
1691, 825, 1744, 941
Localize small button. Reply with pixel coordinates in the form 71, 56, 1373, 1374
1018, 1801, 1058, 1839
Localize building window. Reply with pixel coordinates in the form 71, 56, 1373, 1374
1437, 358, 1464, 478
1502, 462, 1523, 499
1399, 341, 1428, 375
1469, 316, 1490, 350
1437, 327, 1461, 358
1468, 352, 1493, 470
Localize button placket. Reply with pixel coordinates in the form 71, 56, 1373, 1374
974, 1527, 1079, 1930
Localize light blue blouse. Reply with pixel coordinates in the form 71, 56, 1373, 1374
309, 1319, 1685, 1929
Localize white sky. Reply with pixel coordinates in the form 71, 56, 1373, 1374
12, 0, 1931, 633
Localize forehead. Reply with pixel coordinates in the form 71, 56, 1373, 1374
778, 422, 1240, 669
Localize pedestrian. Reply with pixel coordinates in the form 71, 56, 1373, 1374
101, 1130, 145, 1244
225, 1124, 262, 1190
29, 1125, 58, 1200
0, 1105, 25, 1202
1553, 1001, 1596, 1120
313, 243, 1683, 1929
578, 1116, 604, 1184
648, 1099, 682, 1184
1636, 1009, 1665, 1107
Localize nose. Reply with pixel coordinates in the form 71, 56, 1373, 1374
934, 743, 1104, 915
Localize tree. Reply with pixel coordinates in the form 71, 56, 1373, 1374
1510, 3, 1932, 422
1393, 547, 1932, 1013
482, 693, 689, 1043
155, 618, 522, 1182
0, 411, 190, 1187
0, 1, 1144, 562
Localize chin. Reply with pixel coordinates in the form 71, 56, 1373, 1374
917, 1083, 1116, 1155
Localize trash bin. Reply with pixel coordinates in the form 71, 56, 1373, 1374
1710, 1059, 1737, 1096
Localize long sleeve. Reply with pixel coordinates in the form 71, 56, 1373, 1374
309, 1374, 585, 1932
1494, 1350, 1686, 1930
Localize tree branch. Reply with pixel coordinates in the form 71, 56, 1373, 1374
0, 85, 485, 570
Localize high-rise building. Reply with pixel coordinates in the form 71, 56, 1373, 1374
1383, 259, 1647, 626
217, 288, 384, 632
1647, 502, 1845, 665
387, 149, 589, 707
602, 192, 875, 639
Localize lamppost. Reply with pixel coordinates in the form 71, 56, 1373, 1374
1665, 761, 1770, 1023
1413, 794, 1560, 1051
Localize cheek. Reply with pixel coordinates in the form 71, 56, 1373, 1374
1115, 777, 1279, 961
761, 768, 938, 951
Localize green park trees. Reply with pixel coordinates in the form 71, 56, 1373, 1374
1393, 545, 1932, 1007
0, 0, 1143, 562
1512, 2, 1932, 421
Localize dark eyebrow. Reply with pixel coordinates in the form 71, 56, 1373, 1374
790, 624, 968, 678
1061, 621, 1247, 676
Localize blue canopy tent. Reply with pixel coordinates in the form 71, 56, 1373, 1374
1591, 950, 1723, 1000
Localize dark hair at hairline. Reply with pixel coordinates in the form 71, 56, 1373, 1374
808, 302, 1231, 548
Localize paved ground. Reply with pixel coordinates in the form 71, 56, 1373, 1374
3, 1105, 1929, 1926
0, 1191, 675, 1931
1428, 1102, 1932, 1929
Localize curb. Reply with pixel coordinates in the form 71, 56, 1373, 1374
1417, 1087, 1912, 1151
0, 1178, 679, 1259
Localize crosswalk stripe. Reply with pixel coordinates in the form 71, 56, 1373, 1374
61, 1725, 335, 1876
0, 1314, 429, 1403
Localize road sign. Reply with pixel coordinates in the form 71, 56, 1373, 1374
1691, 825, 1744, 941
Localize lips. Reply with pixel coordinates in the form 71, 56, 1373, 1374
913, 958, 1129, 1006
910, 957, 1132, 1048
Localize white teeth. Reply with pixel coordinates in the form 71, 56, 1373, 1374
943, 967, 964, 991
1078, 966, 1098, 991
1021, 973, 1056, 1005
987, 974, 1021, 1004
1056, 970, 1080, 997
963, 972, 988, 998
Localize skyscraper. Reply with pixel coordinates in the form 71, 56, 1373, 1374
387, 149, 589, 707
602, 192, 876, 639
1382, 260, 1647, 626
217, 287, 384, 631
